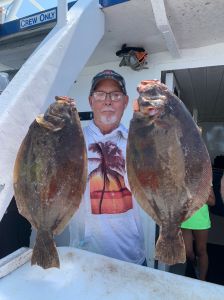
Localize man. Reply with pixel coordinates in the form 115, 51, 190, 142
69, 70, 146, 265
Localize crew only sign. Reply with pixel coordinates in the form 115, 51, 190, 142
20, 9, 57, 29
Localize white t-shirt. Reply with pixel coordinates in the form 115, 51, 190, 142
69, 121, 145, 264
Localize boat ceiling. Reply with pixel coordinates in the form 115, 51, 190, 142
1, 0, 224, 122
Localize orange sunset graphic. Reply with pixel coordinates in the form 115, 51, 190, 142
88, 141, 133, 214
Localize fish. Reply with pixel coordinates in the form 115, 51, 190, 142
126, 80, 212, 265
13, 96, 87, 269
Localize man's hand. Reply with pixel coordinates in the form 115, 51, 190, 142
55, 96, 76, 107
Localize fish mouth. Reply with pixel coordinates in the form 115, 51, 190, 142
140, 105, 162, 117
147, 107, 160, 116
140, 97, 164, 116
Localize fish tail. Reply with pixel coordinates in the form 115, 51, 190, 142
155, 227, 186, 265
31, 229, 60, 269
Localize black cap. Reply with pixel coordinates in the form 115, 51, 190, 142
89, 70, 127, 96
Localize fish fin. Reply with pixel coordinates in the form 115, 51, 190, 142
36, 115, 64, 131
35, 114, 44, 124
31, 230, 60, 269
155, 227, 186, 265
133, 99, 140, 112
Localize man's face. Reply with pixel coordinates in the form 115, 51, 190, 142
89, 79, 129, 132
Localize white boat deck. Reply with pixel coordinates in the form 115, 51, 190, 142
0, 247, 223, 300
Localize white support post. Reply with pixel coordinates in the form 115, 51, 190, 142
0, 0, 13, 5
165, 72, 180, 97
0, 6, 6, 24
151, 0, 180, 58
29, 0, 44, 11
0, 0, 105, 221
57, 0, 68, 27
165, 72, 175, 92
5, 0, 23, 21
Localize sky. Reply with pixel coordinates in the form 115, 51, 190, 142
5, 0, 75, 19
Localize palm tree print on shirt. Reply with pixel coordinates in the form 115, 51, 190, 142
88, 141, 133, 214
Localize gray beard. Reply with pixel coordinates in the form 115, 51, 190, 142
100, 115, 117, 125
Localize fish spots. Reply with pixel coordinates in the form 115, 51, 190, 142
154, 119, 171, 130
64, 251, 76, 263
138, 170, 159, 192
105, 262, 119, 274
47, 179, 58, 200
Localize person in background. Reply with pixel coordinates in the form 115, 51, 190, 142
181, 188, 215, 280
66, 69, 147, 266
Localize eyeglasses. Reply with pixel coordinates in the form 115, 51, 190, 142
92, 91, 124, 102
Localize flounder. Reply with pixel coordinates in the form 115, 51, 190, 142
13, 96, 87, 269
126, 80, 212, 265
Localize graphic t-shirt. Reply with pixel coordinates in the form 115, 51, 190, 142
69, 121, 145, 264
89, 139, 133, 215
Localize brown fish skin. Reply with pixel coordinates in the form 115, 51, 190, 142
13, 97, 87, 269
127, 80, 212, 265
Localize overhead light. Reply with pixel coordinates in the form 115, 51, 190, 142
116, 44, 148, 71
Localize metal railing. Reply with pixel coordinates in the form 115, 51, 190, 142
0, 0, 54, 23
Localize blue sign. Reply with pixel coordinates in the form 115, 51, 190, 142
20, 8, 57, 29
0, 0, 129, 38
0, 2, 77, 38
100, 0, 129, 7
